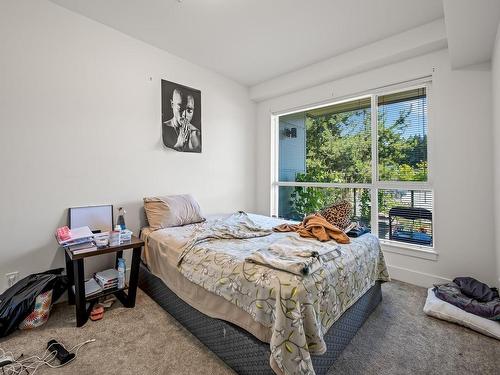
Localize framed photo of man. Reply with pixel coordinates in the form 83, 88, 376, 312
161, 79, 202, 153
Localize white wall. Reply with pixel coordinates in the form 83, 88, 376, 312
0, 0, 256, 292
256, 49, 497, 287
493, 22, 500, 287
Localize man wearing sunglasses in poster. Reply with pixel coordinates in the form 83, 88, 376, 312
162, 88, 201, 152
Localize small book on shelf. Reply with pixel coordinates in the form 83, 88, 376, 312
72, 279, 102, 298
95, 269, 119, 281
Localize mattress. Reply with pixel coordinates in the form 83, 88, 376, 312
141, 213, 389, 374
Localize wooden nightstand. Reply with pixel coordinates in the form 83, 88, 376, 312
64, 235, 144, 327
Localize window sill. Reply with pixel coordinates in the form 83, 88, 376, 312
379, 239, 438, 261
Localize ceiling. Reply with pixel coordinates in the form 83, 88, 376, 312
444, 0, 500, 69
50, 0, 444, 86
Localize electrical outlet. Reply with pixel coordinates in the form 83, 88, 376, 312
6, 272, 19, 287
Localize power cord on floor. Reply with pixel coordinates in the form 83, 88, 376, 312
0, 339, 95, 375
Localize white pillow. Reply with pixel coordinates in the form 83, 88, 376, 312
423, 288, 500, 340
143, 194, 205, 230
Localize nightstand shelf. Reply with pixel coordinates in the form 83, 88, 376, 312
72, 283, 129, 301
64, 236, 144, 327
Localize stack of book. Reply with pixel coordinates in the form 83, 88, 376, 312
95, 269, 119, 291
56, 226, 97, 254
71, 268, 123, 298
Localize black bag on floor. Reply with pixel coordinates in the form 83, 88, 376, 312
0, 268, 67, 338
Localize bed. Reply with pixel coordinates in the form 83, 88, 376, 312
138, 212, 389, 375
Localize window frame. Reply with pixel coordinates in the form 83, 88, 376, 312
270, 79, 436, 254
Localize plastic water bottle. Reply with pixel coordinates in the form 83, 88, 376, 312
117, 258, 126, 289
117, 207, 126, 230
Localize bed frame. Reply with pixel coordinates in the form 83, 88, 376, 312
138, 262, 382, 375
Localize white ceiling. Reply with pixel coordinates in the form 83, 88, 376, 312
50, 0, 444, 86
443, 0, 500, 69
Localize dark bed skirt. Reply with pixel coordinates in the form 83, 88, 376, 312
138, 263, 382, 375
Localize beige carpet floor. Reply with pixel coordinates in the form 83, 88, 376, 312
0, 281, 498, 374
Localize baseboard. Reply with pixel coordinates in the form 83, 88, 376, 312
387, 265, 451, 288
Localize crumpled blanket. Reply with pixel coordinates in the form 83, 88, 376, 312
453, 277, 499, 303
273, 214, 350, 244
178, 211, 272, 265
433, 282, 500, 320
246, 236, 342, 276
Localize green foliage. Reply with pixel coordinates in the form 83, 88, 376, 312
288, 103, 427, 222
296, 109, 372, 184
359, 189, 371, 225
289, 186, 328, 218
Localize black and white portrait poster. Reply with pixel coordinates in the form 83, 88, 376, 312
161, 79, 202, 153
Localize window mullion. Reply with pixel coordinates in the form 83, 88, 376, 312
271, 115, 279, 217
377, 181, 431, 190
370, 95, 379, 237
276, 181, 372, 189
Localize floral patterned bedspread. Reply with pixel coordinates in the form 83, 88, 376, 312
177, 212, 390, 375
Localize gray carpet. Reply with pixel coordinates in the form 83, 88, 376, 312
0, 281, 498, 374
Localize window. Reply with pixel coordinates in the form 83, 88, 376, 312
273, 83, 433, 249
279, 97, 371, 184
378, 88, 427, 181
